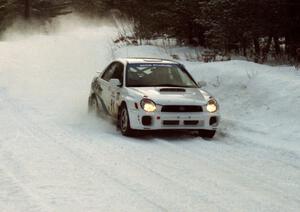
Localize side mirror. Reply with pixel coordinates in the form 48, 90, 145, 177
96, 71, 103, 75
197, 81, 207, 88
109, 78, 122, 87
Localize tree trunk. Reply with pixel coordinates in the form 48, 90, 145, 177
24, 0, 31, 19
242, 38, 247, 57
262, 36, 272, 63
273, 36, 281, 55
253, 37, 260, 63
197, 29, 205, 47
187, 21, 194, 45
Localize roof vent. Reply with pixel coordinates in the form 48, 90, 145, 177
143, 58, 163, 62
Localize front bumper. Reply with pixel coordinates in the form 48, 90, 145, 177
128, 108, 220, 131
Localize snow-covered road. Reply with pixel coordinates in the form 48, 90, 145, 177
0, 21, 299, 212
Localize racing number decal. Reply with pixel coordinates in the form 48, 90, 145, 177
111, 99, 114, 113
110, 91, 116, 114
110, 91, 120, 115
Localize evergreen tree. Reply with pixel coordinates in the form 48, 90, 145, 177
0, 0, 72, 33
72, 0, 111, 17
1, 0, 300, 62
0, 0, 6, 32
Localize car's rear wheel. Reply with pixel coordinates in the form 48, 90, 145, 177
119, 105, 133, 136
198, 130, 216, 139
88, 95, 100, 115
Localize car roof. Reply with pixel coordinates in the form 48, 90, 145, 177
116, 57, 179, 65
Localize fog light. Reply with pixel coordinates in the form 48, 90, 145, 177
142, 116, 152, 126
209, 117, 218, 126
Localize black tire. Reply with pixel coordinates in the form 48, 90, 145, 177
88, 95, 100, 115
198, 130, 216, 139
119, 105, 133, 136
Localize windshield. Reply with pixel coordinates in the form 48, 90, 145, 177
126, 63, 198, 88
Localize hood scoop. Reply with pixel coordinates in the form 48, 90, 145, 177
159, 88, 186, 92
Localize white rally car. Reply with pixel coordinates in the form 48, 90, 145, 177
88, 58, 220, 138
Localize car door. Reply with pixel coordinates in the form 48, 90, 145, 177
98, 62, 124, 115
108, 62, 124, 116
97, 62, 116, 113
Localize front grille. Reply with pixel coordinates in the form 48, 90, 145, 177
161, 105, 203, 113
184, 120, 199, 125
163, 120, 180, 125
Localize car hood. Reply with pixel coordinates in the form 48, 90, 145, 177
129, 87, 210, 105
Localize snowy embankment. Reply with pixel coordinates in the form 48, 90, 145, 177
0, 20, 299, 212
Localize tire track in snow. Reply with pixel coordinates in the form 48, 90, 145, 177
153, 132, 300, 211
0, 92, 168, 211
156, 140, 300, 211
0, 101, 52, 211
0, 165, 52, 212
16, 118, 214, 211
0, 91, 229, 211
3, 89, 300, 211
17, 112, 299, 212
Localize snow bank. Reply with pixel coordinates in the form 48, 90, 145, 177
187, 61, 300, 152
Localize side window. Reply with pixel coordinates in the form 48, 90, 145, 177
111, 62, 124, 85
101, 63, 115, 81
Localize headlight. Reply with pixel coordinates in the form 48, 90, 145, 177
140, 99, 157, 112
206, 99, 218, 113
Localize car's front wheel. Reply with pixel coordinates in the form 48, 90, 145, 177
119, 105, 133, 136
198, 130, 216, 139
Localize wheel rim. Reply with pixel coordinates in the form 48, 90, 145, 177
120, 109, 128, 132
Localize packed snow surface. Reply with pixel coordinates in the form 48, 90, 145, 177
0, 20, 300, 212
